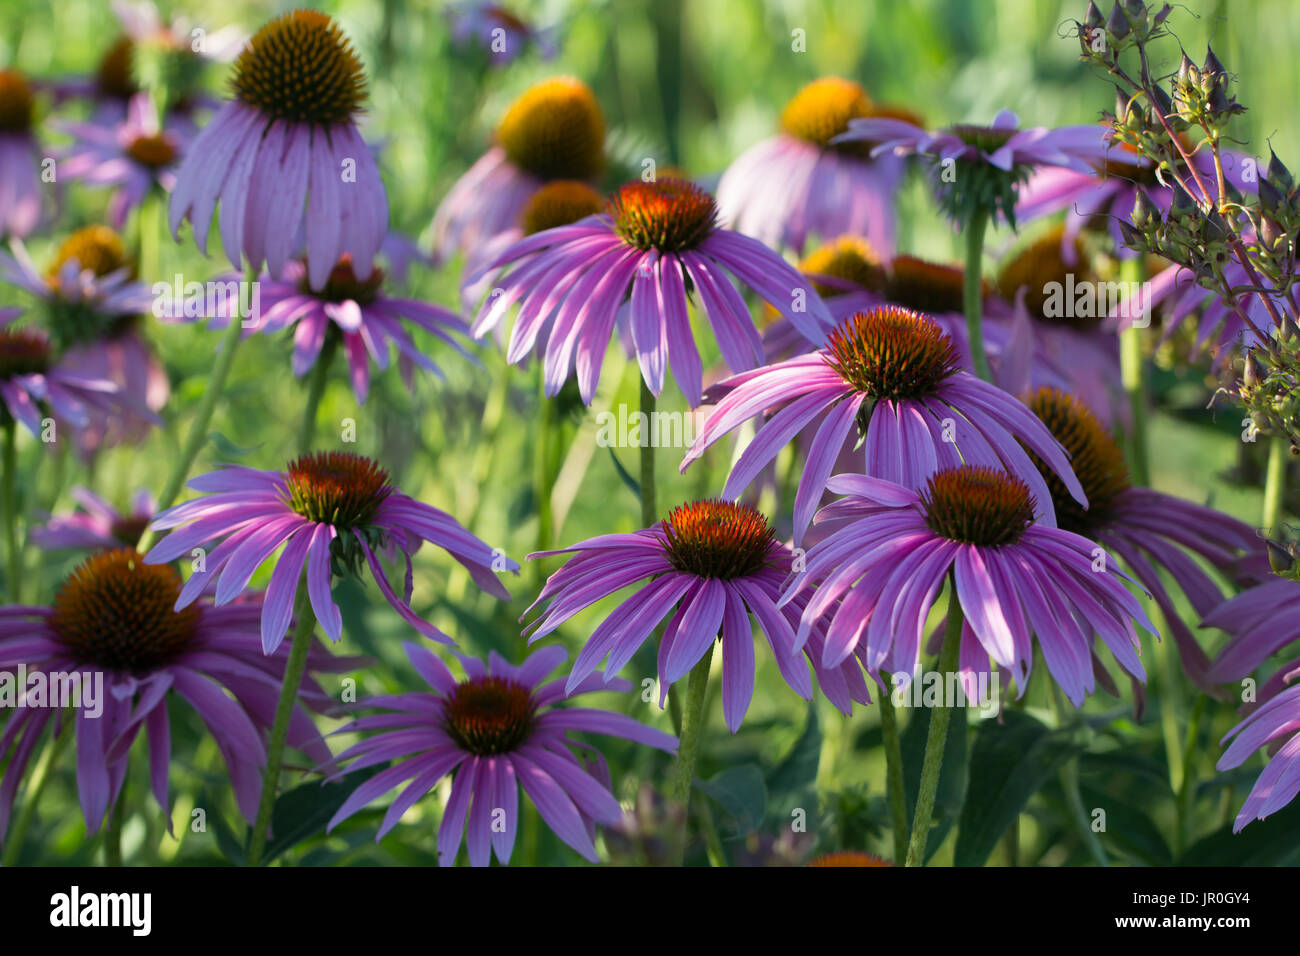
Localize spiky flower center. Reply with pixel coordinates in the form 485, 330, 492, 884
48, 225, 132, 281
0, 69, 34, 134
997, 226, 1095, 327
520, 180, 603, 235
807, 851, 892, 867
301, 255, 385, 304
885, 256, 983, 315
823, 307, 960, 400
49, 548, 200, 673
443, 676, 536, 756
0, 328, 53, 379
921, 467, 1035, 547
946, 124, 1017, 152
232, 10, 366, 125
284, 452, 392, 528
126, 132, 178, 169
661, 499, 775, 580
1025, 387, 1129, 535
96, 36, 138, 100
799, 236, 886, 297
497, 77, 605, 180
609, 178, 718, 252
780, 77, 873, 156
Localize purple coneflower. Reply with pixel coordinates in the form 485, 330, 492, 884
430, 76, 605, 268
0, 69, 42, 238
253, 254, 475, 404
446, 1, 556, 65
717, 78, 909, 257
168, 10, 388, 289
524, 500, 872, 730
324, 643, 676, 866
0, 326, 123, 439
1025, 388, 1261, 689
1202, 578, 1300, 684
782, 466, 1156, 705
143, 452, 518, 654
0, 548, 349, 841
469, 176, 833, 406
31, 486, 154, 551
57, 93, 189, 229
683, 306, 1085, 542
1217, 653, 1300, 831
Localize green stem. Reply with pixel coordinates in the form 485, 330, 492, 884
246, 589, 317, 866
104, 778, 127, 866
1119, 257, 1150, 485
135, 314, 247, 554
296, 332, 338, 455
962, 208, 992, 383
877, 677, 909, 862
534, 368, 554, 592
639, 379, 657, 527
1, 713, 73, 866
1263, 434, 1288, 535
1051, 682, 1108, 866
1174, 694, 1207, 857
668, 648, 712, 866
3, 420, 19, 602
905, 582, 963, 867
137, 189, 161, 288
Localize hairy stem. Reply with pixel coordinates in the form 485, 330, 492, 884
963, 208, 992, 382
877, 678, 909, 862
668, 648, 713, 866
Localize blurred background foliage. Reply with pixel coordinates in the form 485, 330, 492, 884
1, 0, 1298, 866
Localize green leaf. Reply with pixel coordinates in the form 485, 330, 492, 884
953, 711, 1079, 867
261, 765, 385, 864
765, 703, 821, 822
607, 447, 641, 500
208, 431, 263, 459
197, 789, 244, 865
1179, 799, 1300, 865
1077, 783, 1173, 866
901, 701, 969, 863
695, 764, 768, 837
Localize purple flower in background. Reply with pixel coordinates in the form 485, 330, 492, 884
252, 256, 475, 404
0, 69, 43, 239
144, 453, 518, 654
31, 486, 155, 551
524, 500, 873, 730
469, 177, 833, 406
782, 467, 1156, 705
683, 306, 1085, 543
1203, 578, 1300, 684
168, 10, 388, 289
0, 548, 351, 842
1217, 655, 1300, 831
446, 1, 557, 65
718, 78, 909, 258
0, 324, 124, 439
57, 93, 189, 229
325, 643, 676, 866
430, 76, 605, 268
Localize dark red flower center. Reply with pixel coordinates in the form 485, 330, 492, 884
921, 466, 1036, 547
302, 254, 385, 304
609, 178, 718, 253
779, 77, 874, 157
0, 329, 52, 379
232, 10, 367, 125
823, 306, 960, 400
520, 180, 604, 235
997, 226, 1099, 329
126, 132, 178, 169
498, 76, 605, 180
0, 69, 34, 134
443, 676, 536, 755
49, 548, 200, 673
284, 452, 392, 528
96, 36, 138, 100
886, 255, 984, 315
110, 513, 150, 547
1025, 387, 1129, 535
661, 499, 775, 580
799, 236, 886, 297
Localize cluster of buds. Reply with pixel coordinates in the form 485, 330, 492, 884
1123, 174, 1231, 282
1172, 49, 1244, 134
1255, 152, 1300, 293
1239, 334, 1300, 452
1076, 0, 1172, 63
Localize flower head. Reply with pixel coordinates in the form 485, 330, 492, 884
781, 466, 1156, 705
143, 452, 519, 654
324, 643, 675, 865
684, 306, 1086, 542
524, 500, 873, 731
1216, 649, 1300, 831
0, 68, 43, 238
31, 486, 155, 551
469, 176, 833, 406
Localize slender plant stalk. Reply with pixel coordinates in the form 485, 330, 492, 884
905, 582, 964, 867
1119, 257, 1150, 486
135, 314, 247, 554
639, 379, 657, 527
1174, 694, 1208, 857
668, 647, 713, 866
296, 332, 338, 454
1, 713, 73, 866
877, 678, 909, 862
962, 208, 992, 383
137, 190, 161, 289
534, 368, 554, 592
1263, 434, 1288, 535
3, 420, 19, 602
1050, 682, 1108, 866
104, 777, 127, 866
